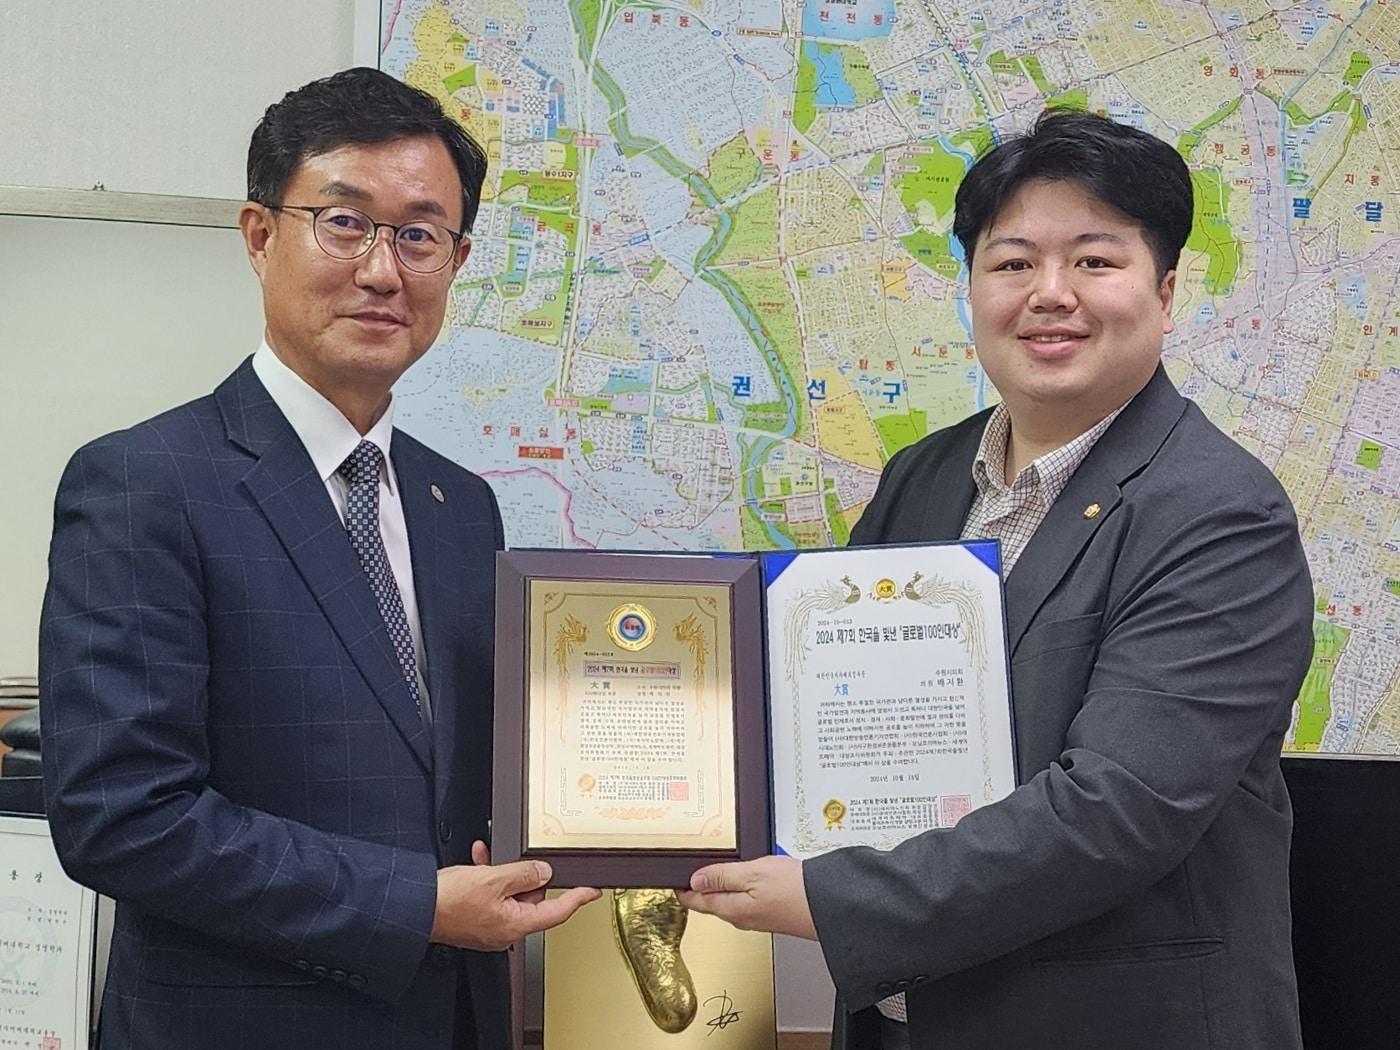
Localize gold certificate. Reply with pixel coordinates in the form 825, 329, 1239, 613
526, 579, 737, 851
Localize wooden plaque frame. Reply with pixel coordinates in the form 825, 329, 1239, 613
492, 550, 770, 888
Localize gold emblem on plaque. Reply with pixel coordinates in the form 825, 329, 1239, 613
608, 602, 656, 651
872, 577, 898, 600
823, 799, 847, 829
612, 888, 698, 1033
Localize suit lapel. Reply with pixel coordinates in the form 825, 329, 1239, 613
216, 362, 434, 773
1001, 456, 1121, 652
1001, 366, 1189, 654
396, 440, 457, 793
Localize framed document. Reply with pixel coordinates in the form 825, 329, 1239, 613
763, 543, 1017, 857
493, 551, 770, 887
0, 815, 99, 1050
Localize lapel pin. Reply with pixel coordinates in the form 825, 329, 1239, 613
431, 484, 445, 504
1083, 503, 1101, 519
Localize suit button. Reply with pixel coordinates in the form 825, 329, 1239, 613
432, 944, 455, 968
438, 819, 453, 843
294, 959, 310, 972
876, 982, 893, 995
347, 973, 366, 991
913, 974, 929, 986
330, 969, 346, 983
312, 965, 328, 979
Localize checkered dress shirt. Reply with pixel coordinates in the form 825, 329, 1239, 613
875, 400, 1124, 1024
959, 403, 1125, 572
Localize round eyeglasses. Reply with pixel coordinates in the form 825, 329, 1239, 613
265, 204, 465, 274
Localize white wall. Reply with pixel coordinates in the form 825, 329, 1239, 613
0, 215, 263, 676
0, 0, 357, 199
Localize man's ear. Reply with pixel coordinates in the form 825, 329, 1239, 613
239, 202, 275, 282
451, 235, 473, 277
1158, 269, 1177, 335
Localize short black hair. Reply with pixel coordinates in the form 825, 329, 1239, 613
247, 67, 488, 233
952, 110, 1193, 282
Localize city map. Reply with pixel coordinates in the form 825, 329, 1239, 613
369, 0, 1400, 756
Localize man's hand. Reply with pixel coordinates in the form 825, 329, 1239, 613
430, 841, 600, 951
677, 855, 817, 940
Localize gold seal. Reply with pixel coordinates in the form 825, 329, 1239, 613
607, 603, 656, 652
577, 773, 597, 795
823, 799, 847, 830
873, 577, 898, 600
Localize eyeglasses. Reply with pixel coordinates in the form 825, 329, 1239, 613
265, 204, 464, 274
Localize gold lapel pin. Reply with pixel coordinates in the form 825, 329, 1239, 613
431, 484, 445, 504
1083, 503, 1101, 519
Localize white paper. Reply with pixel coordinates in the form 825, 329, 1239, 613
766, 544, 1016, 857
0, 816, 97, 1050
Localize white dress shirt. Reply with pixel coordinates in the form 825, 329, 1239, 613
252, 341, 432, 723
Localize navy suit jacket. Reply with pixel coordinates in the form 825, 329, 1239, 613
40, 360, 508, 1049
808, 367, 1314, 1050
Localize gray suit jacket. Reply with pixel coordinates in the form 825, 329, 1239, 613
807, 367, 1313, 1050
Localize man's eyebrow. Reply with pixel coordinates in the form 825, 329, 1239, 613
317, 180, 451, 220
982, 235, 1036, 252
981, 231, 1130, 251
318, 180, 371, 202
1073, 231, 1130, 247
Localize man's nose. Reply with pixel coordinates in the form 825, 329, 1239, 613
354, 229, 404, 293
1028, 264, 1077, 311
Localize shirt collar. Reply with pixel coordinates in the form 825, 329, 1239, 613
971, 401, 1124, 507
971, 404, 1017, 497
251, 340, 397, 492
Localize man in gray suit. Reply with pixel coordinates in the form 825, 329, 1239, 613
682, 111, 1314, 1049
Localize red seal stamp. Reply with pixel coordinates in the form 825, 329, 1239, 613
42, 1036, 62, 1050
938, 794, 972, 828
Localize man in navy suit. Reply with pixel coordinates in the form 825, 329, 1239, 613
40, 68, 597, 1050
683, 112, 1313, 1049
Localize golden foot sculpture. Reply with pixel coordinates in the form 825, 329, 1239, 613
611, 888, 698, 1033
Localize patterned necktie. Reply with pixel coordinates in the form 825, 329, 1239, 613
337, 440, 422, 719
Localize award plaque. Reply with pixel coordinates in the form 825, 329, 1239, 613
493, 551, 770, 887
